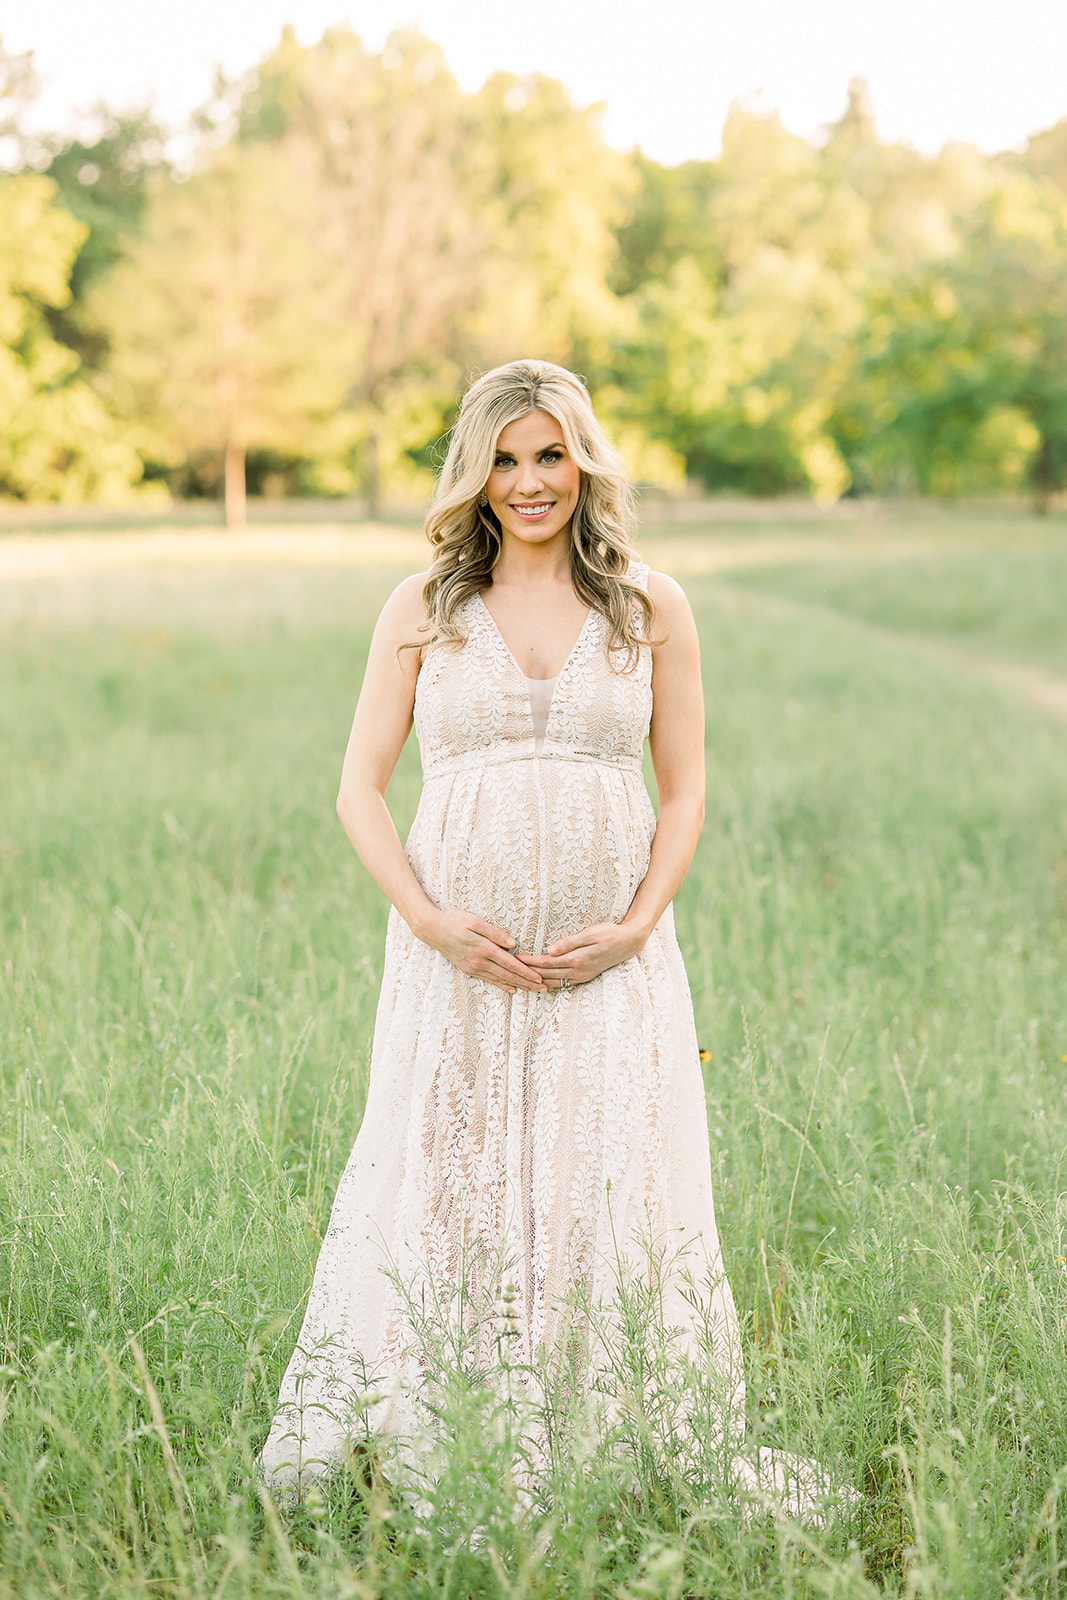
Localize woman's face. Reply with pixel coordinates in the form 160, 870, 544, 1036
484, 410, 581, 547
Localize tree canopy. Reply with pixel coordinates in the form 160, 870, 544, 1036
0, 170, 145, 501
2, 30, 1067, 516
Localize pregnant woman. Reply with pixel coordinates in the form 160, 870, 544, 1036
260, 358, 815, 1510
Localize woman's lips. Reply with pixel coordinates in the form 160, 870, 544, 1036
512, 503, 554, 519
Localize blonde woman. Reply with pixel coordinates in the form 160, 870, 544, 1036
261, 359, 747, 1497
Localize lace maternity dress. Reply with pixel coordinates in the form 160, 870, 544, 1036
261, 563, 744, 1491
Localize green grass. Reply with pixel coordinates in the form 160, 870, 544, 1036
716, 521, 1067, 675
1, 535, 1067, 1597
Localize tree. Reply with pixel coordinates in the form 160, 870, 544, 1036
972, 171, 1067, 510
237, 26, 487, 512
467, 70, 635, 374
233, 29, 644, 504
95, 140, 351, 526
0, 172, 145, 501
838, 169, 1067, 507
610, 153, 721, 301
41, 108, 170, 367
607, 103, 865, 498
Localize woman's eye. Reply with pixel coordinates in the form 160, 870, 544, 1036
541, 451, 562, 463
494, 456, 514, 468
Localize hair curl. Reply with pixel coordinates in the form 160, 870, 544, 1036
415, 359, 653, 667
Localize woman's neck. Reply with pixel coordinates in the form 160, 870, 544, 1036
491, 526, 573, 588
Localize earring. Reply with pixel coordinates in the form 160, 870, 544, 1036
478, 491, 488, 508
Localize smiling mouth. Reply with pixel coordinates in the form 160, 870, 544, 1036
512, 502, 554, 518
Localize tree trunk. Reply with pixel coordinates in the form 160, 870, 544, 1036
364, 430, 380, 519
1032, 431, 1053, 515
224, 438, 247, 529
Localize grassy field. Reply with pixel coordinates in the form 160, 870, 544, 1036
715, 531, 1067, 676
1, 509, 1067, 1597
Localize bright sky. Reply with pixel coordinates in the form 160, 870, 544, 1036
5, 0, 1067, 163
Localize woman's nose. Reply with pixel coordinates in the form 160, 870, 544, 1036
516, 459, 544, 495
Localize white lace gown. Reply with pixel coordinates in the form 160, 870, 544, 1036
261, 562, 746, 1491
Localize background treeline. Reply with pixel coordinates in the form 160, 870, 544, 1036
2, 26, 1067, 522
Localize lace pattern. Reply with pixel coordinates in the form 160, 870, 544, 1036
261, 562, 744, 1490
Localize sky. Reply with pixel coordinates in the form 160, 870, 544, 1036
4, 0, 1067, 165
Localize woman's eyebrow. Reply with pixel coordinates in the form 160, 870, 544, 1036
495, 442, 567, 457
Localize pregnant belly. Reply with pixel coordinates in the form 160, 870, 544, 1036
407, 762, 655, 953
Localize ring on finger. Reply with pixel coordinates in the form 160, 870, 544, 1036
559, 975, 571, 989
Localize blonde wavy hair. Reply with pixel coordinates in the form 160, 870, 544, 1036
417, 359, 653, 666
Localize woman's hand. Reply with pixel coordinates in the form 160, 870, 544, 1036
524, 921, 648, 989
419, 908, 547, 994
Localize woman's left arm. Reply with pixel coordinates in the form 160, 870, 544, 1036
527, 572, 705, 987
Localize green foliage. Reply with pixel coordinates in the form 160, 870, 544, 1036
608, 83, 1067, 506
607, 101, 871, 499
41, 108, 170, 361
468, 68, 635, 371
225, 28, 639, 507
92, 141, 352, 521
4, 28, 1067, 510
0, 171, 146, 501
1, 517, 1067, 1593
232, 26, 484, 509
610, 153, 721, 299
835, 173, 1067, 504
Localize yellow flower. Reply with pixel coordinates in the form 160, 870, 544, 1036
699, 1048, 712, 1064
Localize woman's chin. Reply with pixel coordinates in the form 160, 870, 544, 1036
501, 516, 570, 544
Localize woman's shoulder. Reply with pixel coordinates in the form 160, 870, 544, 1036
371, 571, 432, 647
627, 559, 686, 599
643, 568, 687, 602
642, 569, 695, 642
382, 571, 430, 614
632, 564, 690, 611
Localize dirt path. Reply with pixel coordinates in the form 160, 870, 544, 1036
961, 657, 1067, 723
713, 579, 1067, 727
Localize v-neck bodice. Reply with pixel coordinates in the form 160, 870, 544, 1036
474, 591, 593, 685
412, 565, 652, 779
524, 673, 557, 752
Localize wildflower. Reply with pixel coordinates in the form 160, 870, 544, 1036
495, 1280, 520, 1346
304, 1484, 327, 1516
699, 1048, 712, 1064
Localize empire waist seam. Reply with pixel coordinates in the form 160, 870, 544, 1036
422, 747, 643, 780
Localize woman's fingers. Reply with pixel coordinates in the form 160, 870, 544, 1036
527, 924, 633, 986
459, 916, 547, 988
483, 939, 545, 985
527, 948, 592, 971
526, 954, 588, 987
441, 913, 630, 990
544, 924, 619, 957
478, 947, 546, 990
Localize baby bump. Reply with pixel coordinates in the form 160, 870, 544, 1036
407, 761, 655, 952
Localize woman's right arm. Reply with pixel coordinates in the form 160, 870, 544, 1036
336, 575, 546, 995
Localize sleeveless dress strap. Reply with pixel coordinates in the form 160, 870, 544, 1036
627, 558, 651, 591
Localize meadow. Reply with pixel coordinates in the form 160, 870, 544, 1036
1, 508, 1066, 1597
